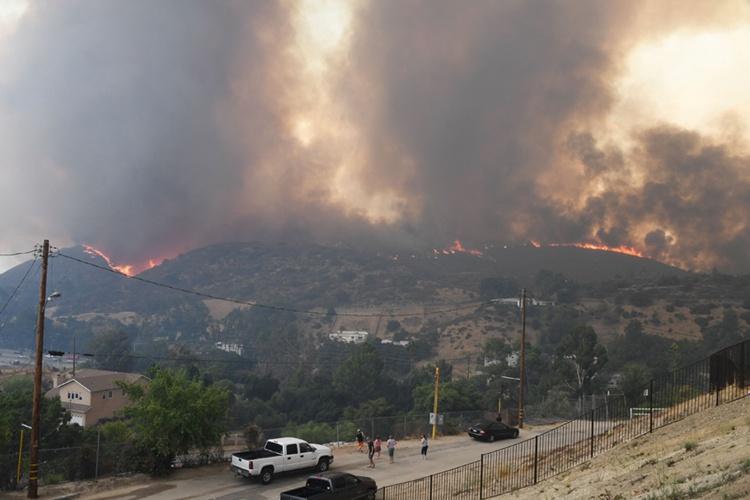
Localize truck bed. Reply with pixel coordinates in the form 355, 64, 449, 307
232, 449, 278, 461
280, 485, 325, 499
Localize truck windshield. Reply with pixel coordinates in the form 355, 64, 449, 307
305, 479, 330, 492
265, 441, 283, 454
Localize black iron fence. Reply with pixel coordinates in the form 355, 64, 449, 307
377, 339, 750, 499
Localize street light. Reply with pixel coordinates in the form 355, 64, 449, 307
17, 424, 32, 485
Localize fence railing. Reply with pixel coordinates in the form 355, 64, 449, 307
377, 339, 750, 499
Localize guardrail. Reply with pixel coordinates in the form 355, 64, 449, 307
377, 339, 750, 499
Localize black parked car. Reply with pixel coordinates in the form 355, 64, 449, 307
468, 422, 519, 442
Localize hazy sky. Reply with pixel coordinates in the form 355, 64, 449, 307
1, 0, 749, 273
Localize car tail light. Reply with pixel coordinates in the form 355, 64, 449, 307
479, 430, 485, 434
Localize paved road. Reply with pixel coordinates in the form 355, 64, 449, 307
78, 433, 542, 500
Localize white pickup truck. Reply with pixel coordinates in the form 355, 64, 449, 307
231, 437, 334, 485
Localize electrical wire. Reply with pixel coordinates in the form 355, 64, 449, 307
55, 250, 490, 318
0, 257, 38, 333
0, 249, 36, 257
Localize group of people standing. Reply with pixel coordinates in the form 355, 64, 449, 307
356, 429, 429, 467
356, 429, 399, 467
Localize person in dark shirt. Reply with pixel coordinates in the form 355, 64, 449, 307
367, 436, 376, 468
356, 429, 364, 452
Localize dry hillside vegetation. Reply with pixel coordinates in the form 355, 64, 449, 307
515, 396, 750, 499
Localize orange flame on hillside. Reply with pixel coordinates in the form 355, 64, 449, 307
83, 244, 161, 276
433, 239, 483, 257
528, 240, 644, 258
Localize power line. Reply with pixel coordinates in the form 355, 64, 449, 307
55, 250, 489, 318
0, 249, 36, 257
0, 257, 38, 333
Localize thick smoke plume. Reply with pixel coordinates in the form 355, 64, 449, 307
1, 0, 749, 272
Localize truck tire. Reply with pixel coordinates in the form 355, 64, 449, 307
260, 467, 274, 485
317, 458, 330, 472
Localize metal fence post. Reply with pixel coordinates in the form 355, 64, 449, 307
95, 429, 101, 479
429, 474, 433, 500
740, 341, 746, 389
590, 410, 594, 458
479, 453, 484, 498
649, 379, 654, 433
533, 436, 538, 484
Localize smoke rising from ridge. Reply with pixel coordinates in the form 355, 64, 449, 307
1, 0, 749, 272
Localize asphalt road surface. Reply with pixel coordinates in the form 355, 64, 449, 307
78, 433, 541, 500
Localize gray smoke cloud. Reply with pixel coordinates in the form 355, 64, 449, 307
1, 0, 748, 272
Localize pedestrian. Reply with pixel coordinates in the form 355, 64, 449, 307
374, 436, 382, 459
367, 436, 375, 468
386, 435, 397, 463
356, 429, 365, 452
420, 434, 428, 459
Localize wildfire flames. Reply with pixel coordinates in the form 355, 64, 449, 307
529, 240, 644, 258
433, 239, 483, 257
83, 244, 161, 276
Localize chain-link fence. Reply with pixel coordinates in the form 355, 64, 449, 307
222, 410, 487, 449
377, 339, 750, 499
5, 409, 486, 490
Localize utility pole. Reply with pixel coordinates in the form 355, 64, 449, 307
432, 366, 440, 440
518, 288, 527, 429
28, 239, 49, 499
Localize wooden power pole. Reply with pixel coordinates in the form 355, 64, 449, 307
28, 239, 49, 498
518, 288, 527, 429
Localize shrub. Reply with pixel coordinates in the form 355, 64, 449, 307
683, 441, 698, 452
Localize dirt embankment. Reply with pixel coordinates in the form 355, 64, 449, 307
514, 396, 750, 499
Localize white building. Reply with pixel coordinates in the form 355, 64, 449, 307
215, 341, 244, 356
329, 330, 369, 344
380, 339, 410, 347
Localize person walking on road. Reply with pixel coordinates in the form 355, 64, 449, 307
420, 434, 429, 459
386, 436, 397, 463
367, 436, 376, 468
356, 429, 365, 453
374, 436, 382, 459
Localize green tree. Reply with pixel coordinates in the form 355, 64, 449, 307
619, 363, 650, 407
332, 343, 384, 405
88, 329, 133, 372
558, 326, 608, 406
624, 319, 644, 340
0, 376, 77, 489
120, 367, 229, 475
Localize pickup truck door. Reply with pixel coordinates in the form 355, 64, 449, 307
330, 475, 366, 499
298, 442, 318, 469
283, 443, 303, 472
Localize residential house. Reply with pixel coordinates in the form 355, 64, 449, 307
328, 330, 369, 344
46, 369, 148, 427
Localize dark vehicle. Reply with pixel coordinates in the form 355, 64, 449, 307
468, 421, 519, 441
280, 472, 377, 500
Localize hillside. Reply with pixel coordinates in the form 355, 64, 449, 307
0, 241, 747, 381
517, 396, 750, 499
